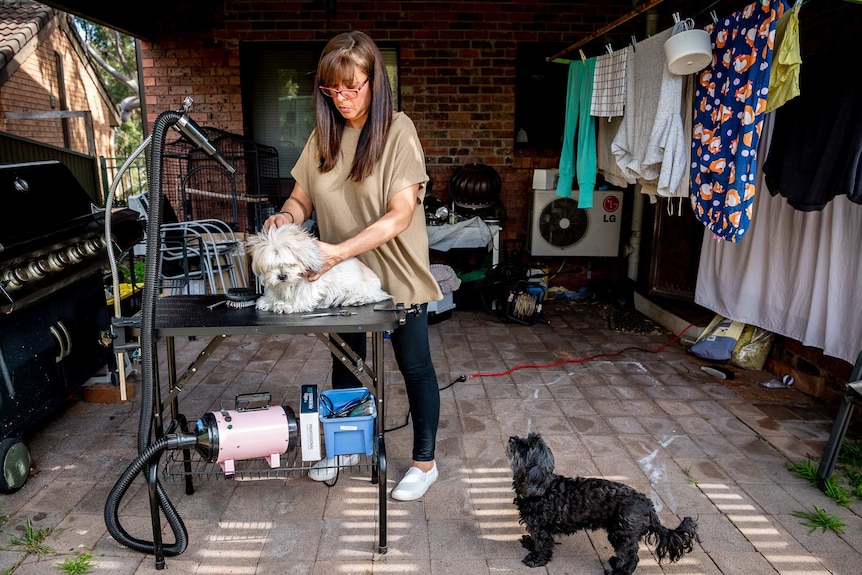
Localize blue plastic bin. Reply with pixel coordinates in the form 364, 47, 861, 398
319, 388, 376, 456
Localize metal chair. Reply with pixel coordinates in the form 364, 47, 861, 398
816, 350, 862, 490
159, 228, 206, 295
161, 219, 247, 294
129, 193, 247, 295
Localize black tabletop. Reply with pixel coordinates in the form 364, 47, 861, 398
137, 295, 402, 337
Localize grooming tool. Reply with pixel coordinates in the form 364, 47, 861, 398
300, 309, 356, 318
207, 287, 259, 310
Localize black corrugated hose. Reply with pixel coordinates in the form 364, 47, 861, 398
103, 109, 190, 566
103, 433, 197, 553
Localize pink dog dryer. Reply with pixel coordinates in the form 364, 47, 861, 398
194, 393, 298, 475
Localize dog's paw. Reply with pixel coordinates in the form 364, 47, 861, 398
522, 552, 549, 568
271, 302, 298, 314
519, 535, 535, 551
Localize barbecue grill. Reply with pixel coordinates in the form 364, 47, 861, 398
0, 160, 144, 493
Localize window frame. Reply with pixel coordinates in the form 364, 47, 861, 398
241, 42, 400, 178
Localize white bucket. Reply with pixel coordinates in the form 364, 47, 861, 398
664, 28, 712, 75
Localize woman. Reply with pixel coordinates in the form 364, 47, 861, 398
264, 31, 442, 501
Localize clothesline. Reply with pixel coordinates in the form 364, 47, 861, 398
552, 1, 803, 225
547, 0, 797, 64
546, 0, 667, 62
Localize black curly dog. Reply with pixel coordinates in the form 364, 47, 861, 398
506, 433, 697, 575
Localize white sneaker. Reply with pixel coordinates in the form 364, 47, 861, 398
308, 454, 359, 482
391, 463, 438, 501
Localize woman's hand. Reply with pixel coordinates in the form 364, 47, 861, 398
262, 211, 294, 232
305, 241, 346, 282
303, 184, 419, 280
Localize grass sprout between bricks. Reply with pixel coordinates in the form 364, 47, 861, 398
57, 549, 97, 574
785, 440, 862, 534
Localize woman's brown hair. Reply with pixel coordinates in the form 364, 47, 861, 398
313, 30, 393, 181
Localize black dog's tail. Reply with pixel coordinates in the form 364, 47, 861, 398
646, 512, 697, 563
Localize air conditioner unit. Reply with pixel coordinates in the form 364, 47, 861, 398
529, 189, 624, 257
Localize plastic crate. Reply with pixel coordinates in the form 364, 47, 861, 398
319, 388, 376, 456
427, 291, 455, 315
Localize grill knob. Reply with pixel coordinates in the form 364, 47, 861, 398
48, 252, 69, 271
12, 267, 31, 284
90, 236, 105, 254
67, 245, 86, 262
84, 237, 103, 254
2, 270, 24, 290
35, 257, 53, 274
26, 261, 46, 280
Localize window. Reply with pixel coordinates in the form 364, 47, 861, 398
514, 43, 569, 150
242, 43, 399, 177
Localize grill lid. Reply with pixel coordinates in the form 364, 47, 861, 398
0, 161, 98, 255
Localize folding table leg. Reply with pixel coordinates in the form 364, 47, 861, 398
817, 381, 862, 490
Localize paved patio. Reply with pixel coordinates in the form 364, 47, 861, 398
1, 299, 860, 574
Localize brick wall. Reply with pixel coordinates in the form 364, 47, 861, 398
766, 338, 855, 403
133, 1, 860, 404
1, 17, 116, 161
138, 0, 643, 251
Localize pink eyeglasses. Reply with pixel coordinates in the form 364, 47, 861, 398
319, 78, 369, 100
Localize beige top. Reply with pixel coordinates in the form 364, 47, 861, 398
291, 112, 442, 305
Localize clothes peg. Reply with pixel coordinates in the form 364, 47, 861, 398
605, 43, 613, 54
673, 12, 681, 24
630, 35, 637, 52
579, 49, 586, 63
710, 10, 718, 24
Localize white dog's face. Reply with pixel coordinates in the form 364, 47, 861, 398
246, 224, 322, 288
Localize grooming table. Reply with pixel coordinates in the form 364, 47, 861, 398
129, 295, 403, 563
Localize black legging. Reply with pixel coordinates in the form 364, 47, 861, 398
331, 304, 439, 462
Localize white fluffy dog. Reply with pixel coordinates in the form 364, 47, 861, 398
246, 223, 390, 314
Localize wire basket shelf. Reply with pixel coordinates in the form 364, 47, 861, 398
162, 447, 375, 482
